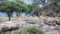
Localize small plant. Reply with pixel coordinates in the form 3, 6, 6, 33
14, 26, 43, 34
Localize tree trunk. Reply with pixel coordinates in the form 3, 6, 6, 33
9, 16, 11, 21
8, 13, 11, 21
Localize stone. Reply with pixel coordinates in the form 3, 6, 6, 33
44, 30, 59, 34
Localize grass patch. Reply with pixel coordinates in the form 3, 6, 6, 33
14, 26, 43, 34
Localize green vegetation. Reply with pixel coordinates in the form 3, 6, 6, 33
14, 27, 43, 34
0, 0, 60, 21
33, 0, 60, 17
0, 1, 29, 21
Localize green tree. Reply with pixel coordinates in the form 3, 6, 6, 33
14, 0, 29, 16
0, 1, 17, 21
0, 1, 29, 21
27, 4, 41, 16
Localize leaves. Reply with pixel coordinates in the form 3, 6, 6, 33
0, 1, 29, 21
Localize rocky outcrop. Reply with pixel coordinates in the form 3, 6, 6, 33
0, 21, 21, 34
0, 17, 60, 34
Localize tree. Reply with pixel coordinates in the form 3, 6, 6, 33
0, 1, 28, 21
32, 0, 60, 17
0, 1, 17, 21
27, 4, 42, 16
13, 0, 29, 16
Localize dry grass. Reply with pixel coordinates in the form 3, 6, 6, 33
0, 16, 26, 23
0, 16, 60, 23
0, 17, 8, 23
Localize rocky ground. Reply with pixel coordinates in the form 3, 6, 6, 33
0, 16, 60, 34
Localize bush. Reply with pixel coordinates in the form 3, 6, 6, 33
14, 26, 43, 34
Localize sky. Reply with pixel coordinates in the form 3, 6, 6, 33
9, 0, 33, 4
0, 12, 7, 17
22, 0, 32, 4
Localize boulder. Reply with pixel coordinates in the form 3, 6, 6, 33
0, 21, 20, 33
56, 20, 60, 25
44, 20, 57, 26
44, 30, 59, 34
54, 25, 60, 30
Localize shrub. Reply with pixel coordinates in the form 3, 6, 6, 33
14, 26, 43, 34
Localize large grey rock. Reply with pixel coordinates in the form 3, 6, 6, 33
54, 25, 60, 30
0, 21, 20, 33
44, 30, 59, 34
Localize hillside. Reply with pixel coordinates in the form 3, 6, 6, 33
0, 16, 60, 34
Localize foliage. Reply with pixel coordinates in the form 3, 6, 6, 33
14, 27, 43, 34
0, 0, 60, 19
0, 1, 29, 21
32, 0, 60, 17
27, 4, 42, 16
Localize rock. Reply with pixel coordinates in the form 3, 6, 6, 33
54, 25, 60, 30
42, 25, 53, 32
26, 17, 39, 24
0, 21, 20, 33
0, 26, 19, 33
44, 20, 57, 26
56, 20, 60, 25
44, 30, 59, 34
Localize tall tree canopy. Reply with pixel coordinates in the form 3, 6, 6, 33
0, 1, 29, 21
